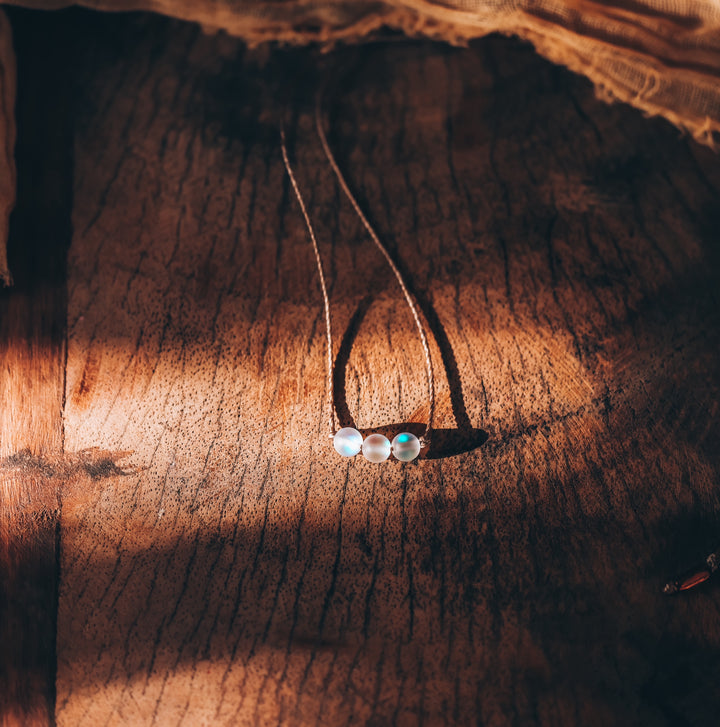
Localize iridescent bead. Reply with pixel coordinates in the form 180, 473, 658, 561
333, 427, 363, 457
392, 432, 421, 461
362, 433, 391, 463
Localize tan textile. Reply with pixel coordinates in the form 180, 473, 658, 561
6, 0, 720, 148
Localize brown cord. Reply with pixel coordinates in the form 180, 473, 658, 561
281, 126, 338, 436
281, 106, 436, 447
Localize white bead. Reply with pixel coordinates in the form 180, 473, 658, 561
392, 432, 421, 462
362, 433, 391, 463
334, 427, 363, 457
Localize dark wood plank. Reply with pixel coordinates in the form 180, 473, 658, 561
54, 11, 720, 725
0, 10, 73, 726
0, 10, 14, 287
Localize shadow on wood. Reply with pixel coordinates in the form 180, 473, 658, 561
333, 295, 490, 459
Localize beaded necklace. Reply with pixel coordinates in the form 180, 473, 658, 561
280, 104, 435, 463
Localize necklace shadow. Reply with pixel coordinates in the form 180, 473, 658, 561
333, 294, 489, 460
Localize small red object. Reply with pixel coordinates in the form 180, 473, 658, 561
678, 569, 711, 591
663, 562, 716, 595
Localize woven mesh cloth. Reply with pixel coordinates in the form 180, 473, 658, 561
12, 0, 720, 147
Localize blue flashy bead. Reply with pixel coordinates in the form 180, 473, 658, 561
334, 427, 363, 457
392, 432, 421, 461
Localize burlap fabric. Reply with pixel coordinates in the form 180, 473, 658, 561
11, 0, 720, 145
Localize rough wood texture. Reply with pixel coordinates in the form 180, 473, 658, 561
6, 0, 720, 147
52, 11, 720, 726
0, 11, 71, 726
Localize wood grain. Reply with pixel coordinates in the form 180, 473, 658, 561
53, 11, 720, 726
0, 11, 72, 726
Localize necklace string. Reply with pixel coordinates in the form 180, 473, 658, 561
281, 104, 436, 447
281, 126, 338, 436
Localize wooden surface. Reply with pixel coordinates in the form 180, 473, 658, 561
0, 12, 71, 726
3, 8, 720, 726
0, 9, 15, 287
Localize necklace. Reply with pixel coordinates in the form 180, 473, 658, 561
280, 105, 436, 463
